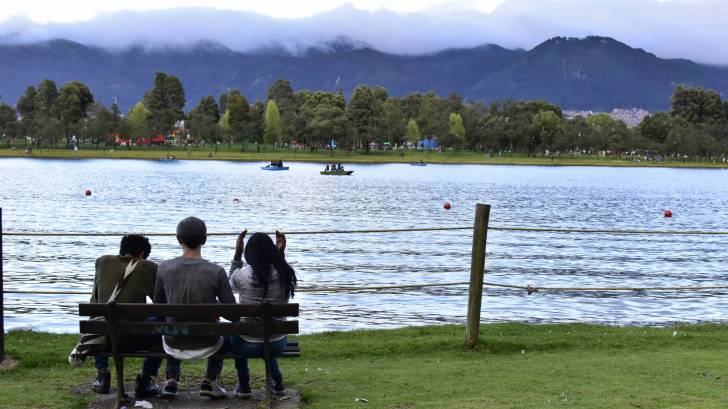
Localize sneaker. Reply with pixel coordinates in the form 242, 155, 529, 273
91, 369, 111, 394
134, 374, 160, 399
271, 374, 285, 396
235, 383, 252, 399
200, 378, 227, 399
161, 377, 178, 397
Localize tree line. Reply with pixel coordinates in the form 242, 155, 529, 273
1, 73, 728, 159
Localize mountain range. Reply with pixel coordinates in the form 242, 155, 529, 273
1, 35, 727, 112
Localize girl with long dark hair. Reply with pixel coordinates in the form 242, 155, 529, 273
228, 230, 297, 398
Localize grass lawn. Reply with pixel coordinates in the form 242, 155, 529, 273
1, 147, 727, 168
2, 323, 728, 408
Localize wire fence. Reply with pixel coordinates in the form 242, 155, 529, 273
3, 224, 728, 297
4, 225, 728, 237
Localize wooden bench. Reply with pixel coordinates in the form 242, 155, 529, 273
78, 302, 300, 409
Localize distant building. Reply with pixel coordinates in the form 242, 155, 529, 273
564, 108, 651, 127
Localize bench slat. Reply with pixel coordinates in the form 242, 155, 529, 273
79, 303, 299, 318
80, 320, 299, 337
89, 343, 301, 358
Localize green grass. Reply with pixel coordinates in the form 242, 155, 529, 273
3, 323, 728, 408
2, 147, 727, 168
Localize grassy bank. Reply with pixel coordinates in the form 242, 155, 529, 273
2, 323, 728, 408
1, 147, 727, 168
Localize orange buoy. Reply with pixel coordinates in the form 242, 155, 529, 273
664, 210, 673, 218
85, 189, 92, 196
444, 202, 452, 210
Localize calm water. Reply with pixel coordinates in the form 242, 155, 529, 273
1, 158, 728, 333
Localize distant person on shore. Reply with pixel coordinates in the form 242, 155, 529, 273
228, 230, 297, 398
68, 235, 163, 398
154, 216, 237, 399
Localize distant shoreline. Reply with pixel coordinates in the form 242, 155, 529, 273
1, 148, 727, 169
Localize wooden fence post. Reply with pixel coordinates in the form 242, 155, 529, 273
465, 203, 490, 348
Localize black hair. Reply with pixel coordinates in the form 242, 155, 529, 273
244, 232, 297, 299
178, 234, 206, 249
119, 235, 151, 259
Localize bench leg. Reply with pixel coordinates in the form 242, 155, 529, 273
264, 341, 272, 409
113, 355, 126, 409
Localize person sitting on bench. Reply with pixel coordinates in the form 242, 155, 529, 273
228, 230, 297, 398
154, 216, 237, 399
69, 234, 163, 398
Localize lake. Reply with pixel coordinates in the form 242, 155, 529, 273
1, 158, 728, 333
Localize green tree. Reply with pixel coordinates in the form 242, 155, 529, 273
441, 112, 466, 148
347, 85, 386, 152
383, 99, 406, 146
264, 100, 283, 145
531, 110, 564, 152
52, 81, 95, 147
127, 102, 151, 139
36, 79, 59, 114
248, 101, 266, 151
670, 85, 724, 125
143, 72, 186, 135
188, 95, 221, 144
82, 103, 114, 147
416, 92, 448, 140
226, 91, 249, 147
0, 103, 17, 144
267, 80, 297, 142
406, 118, 421, 147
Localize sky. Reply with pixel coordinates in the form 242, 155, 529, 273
0, 0, 726, 64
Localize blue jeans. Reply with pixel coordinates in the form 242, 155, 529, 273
94, 334, 164, 376
95, 355, 163, 376
165, 336, 230, 381
230, 335, 288, 378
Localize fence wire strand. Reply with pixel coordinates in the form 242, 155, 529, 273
4, 226, 728, 237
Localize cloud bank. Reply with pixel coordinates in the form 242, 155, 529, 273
0, 0, 726, 64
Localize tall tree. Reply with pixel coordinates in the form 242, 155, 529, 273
188, 95, 221, 144
52, 81, 95, 147
531, 110, 564, 152
227, 91, 249, 147
671, 86, 724, 125
264, 100, 283, 145
267, 80, 296, 142
347, 85, 385, 152
127, 102, 151, 139
36, 79, 59, 114
406, 118, 421, 147
143, 72, 186, 135
0, 103, 17, 143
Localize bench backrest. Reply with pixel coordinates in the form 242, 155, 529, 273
78, 303, 299, 338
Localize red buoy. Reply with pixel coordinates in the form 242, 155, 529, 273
444, 202, 452, 210
664, 210, 673, 218
84, 189, 92, 196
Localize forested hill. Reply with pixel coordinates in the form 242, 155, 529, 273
1, 36, 727, 112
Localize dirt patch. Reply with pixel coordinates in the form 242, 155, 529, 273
87, 383, 299, 409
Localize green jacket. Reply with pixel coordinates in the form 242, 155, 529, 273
91, 255, 157, 304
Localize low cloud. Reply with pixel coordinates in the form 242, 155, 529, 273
0, 0, 726, 64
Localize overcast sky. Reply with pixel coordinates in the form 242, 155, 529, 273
1, 0, 726, 64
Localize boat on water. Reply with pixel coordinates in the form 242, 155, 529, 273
411, 162, 427, 166
321, 170, 354, 175
262, 160, 289, 171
